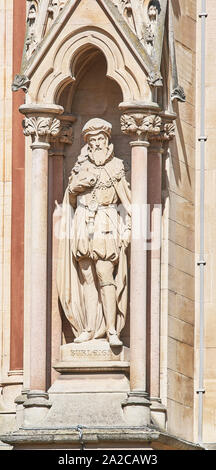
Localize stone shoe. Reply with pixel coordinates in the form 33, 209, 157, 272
74, 331, 93, 343
108, 332, 123, 347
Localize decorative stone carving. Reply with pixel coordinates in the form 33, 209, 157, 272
114, 0, 145, 40
120, 113, 162, 139
11, 74, 31, 93
24, 0, 68, 61
147, 70, 163, 87
23, 116, 61, 144
49, 115, 76, 156
50, 121, 74, 146
59, 123, 73, 145
48, 0, 67, 20
168, 2, 186, 103
113, 0, 161, 49
120, 112, 175, 142
145, 0, 161, 55
26, 1, 40, 59
162, 122, 175, 141
171, 85, 186, 103
57, 118, 131, 348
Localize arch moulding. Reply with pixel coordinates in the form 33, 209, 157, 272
29, 27, 150, 106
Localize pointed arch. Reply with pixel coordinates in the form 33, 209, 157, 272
36, 27, 142, 103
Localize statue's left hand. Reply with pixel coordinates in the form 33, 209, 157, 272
121, 228, 131, 248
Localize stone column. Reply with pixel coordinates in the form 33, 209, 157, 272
48, 115, 75, 386
148, 117, 175, 429
147, 139, 165, 428
19, 104, 63, 425
120, 110, 162, 426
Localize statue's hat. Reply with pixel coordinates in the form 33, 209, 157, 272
82, 118, 112, 142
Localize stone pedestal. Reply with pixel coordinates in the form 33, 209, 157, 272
60, 339, 130, 363
46, 340, 130, 428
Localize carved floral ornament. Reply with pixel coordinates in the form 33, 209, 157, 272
120, 113, 175, 141
23, 116, 61, 144
50, 121, 74, 146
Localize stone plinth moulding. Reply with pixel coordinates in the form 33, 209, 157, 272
19, 103, 63, 425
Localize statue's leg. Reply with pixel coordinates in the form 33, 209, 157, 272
95, 260, 123, 347
75, 258, 98, 343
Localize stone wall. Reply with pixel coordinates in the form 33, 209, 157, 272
0, 1, 25, 443
195, 0, 216, 444
0, 0, 16, 437
2, 0, 216, 447
161, 0, 197, 442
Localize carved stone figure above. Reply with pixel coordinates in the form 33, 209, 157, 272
113, 0, 161, 50
145, 0, 161, 55
24, 0, 69, 62
26, 1, 39, 59
114, 0, 146, 41
57, 118, 131, 348
48, 0, 67, 20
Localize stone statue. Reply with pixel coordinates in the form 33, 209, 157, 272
145, 0, 161, 54
26, 2, 38, 59
57, 118, 131, 347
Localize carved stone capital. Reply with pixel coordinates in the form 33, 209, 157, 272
120, 112, 162, 140
148, 112, 176, 144
59, 114, 76, 144
23, 116, 61, 146
161, 121, 176, 141
49, 114, 76, 155
20, 104, 64, 148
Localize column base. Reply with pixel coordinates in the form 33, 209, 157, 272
14, 389, 30, 429
150, 398, 167, 430
23, 390, 52, 427
122, 391, 151, 426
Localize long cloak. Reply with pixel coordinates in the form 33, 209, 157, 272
56, 161, 131, 339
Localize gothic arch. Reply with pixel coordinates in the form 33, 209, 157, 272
35, 27, 142, 104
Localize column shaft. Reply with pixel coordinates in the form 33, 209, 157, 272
130, 141, 149, 392
30, 144, 49, 391
50, 154, 65, 386
148, 143, 162, 399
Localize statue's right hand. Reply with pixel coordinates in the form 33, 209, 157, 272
69, 172, 97, 194
78, 171, 98, 188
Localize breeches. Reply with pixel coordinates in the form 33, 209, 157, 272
78, 258, 115, 288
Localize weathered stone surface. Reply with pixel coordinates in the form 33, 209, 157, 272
0, 427, 203, 450
60, 339, 130, 362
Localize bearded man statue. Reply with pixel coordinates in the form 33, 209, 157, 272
57, 118, 131, 347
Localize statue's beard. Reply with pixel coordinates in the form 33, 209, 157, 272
88, 147, 108, 166
88, 143, 114, 166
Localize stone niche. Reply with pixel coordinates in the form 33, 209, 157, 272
56, 49, 131, 349
46, 49, 132, 428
